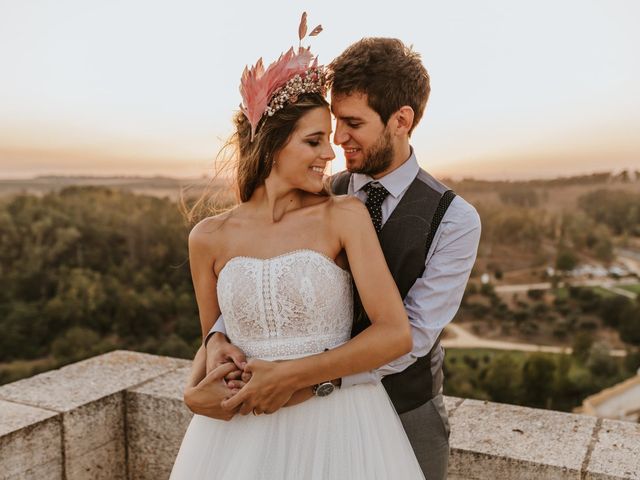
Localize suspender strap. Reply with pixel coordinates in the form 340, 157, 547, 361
424, 189, 456, 257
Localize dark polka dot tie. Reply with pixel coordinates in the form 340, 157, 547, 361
363, 181, 390, 233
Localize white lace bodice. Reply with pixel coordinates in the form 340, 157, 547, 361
216, 249, 353, 360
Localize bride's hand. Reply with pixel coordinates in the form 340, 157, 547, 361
184, 362, 240, 421
226, 369, 252, 391
205, 333, 247, 374
220, 359, 295, 415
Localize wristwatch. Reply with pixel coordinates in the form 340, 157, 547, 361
312, 379, 341, 397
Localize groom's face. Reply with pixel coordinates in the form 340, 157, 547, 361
331, 92, 394, 176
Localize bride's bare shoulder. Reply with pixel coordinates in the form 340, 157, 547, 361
323, 196, 371, 239
188, 208, 237, 252
327, 194, 368, 218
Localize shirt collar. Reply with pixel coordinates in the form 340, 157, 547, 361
352, 146, 419, 198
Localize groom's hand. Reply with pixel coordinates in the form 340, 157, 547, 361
206, 332, 247, 375
225, 369, 252, 390
184, 362, 240, 421
221, 359, 296, 415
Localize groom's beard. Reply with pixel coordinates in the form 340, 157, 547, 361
352, 129, 394, 176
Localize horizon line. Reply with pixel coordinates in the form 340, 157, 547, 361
2, 168, 639, 184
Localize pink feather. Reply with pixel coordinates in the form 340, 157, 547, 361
240, 47, 316, 140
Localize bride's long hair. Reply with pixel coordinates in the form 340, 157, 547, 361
181, 92, 330, 225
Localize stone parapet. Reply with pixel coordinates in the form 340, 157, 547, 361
0, 400, 62, 479
0, 351, 188, 479
126, 367, 193, 480
1, 351, 638, 480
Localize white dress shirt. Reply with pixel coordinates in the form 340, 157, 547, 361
208, 148, 481, 388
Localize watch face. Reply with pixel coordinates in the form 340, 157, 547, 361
316, 382, 335, 397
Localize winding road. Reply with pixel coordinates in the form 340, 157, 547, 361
442, 323, 628, 357
494, 278, 638, 299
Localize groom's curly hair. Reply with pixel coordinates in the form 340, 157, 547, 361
327, 38, 430, 135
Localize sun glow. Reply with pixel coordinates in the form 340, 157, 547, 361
1, 1, 638, 180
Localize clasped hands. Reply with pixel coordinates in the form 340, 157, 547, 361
183, 336, 313, 421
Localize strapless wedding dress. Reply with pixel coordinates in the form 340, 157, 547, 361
170, 250, 424, 479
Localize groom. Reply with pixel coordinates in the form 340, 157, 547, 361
188, 38, 480, 479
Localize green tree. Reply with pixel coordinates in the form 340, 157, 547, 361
527, 289, 545, 301
51, 326, 101, 363
556, 250, 578, 271
599, 295, 631, 328
619, 303, 640, 345
157, 334, 193, 359
579, 189, 640, 236
0, 186, 194, 377
586, 343, 618, 378
593, 229, 614, 263
572, 331, 594, 363
551, 354, 574, 411
624, 348, 640, 375
0, 301, 40, 361
482, 353, 521, 403
521, 354, 556, 408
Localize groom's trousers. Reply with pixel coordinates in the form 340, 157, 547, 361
399, 391, 450, 480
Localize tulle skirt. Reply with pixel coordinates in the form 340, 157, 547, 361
170, 383, 425, 479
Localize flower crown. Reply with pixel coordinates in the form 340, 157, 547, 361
239, 12, 326, 141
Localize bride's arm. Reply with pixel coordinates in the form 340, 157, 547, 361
182, 219, 241, 419
288, 196, 413, 376
189, 219, 225, 343
223, 197, 412, 414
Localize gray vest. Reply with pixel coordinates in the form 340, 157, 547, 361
332, 169, 456, 414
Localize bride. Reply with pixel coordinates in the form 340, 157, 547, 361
170, 18, 425, 480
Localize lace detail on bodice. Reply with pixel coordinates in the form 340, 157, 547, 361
217, 250, 353, 360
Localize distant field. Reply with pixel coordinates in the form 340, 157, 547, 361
620, 284, 640, 295
0, 176, 229, 201
553, 286, 618, 299
591, 286, 618, 298
452, 172, 640, 213
552, 287, 569, 300
445, 347, 534, 361
3, 172, 639, 206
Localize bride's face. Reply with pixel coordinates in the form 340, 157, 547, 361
271, 107, 335, 193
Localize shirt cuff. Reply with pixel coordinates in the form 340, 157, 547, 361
210, 317, 227, 336
203, 317, 227, 346
341, 370, 382, 389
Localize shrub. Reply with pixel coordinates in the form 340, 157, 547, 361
527, 289, 545, 301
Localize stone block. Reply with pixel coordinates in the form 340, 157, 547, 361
5, 351, 636, 480
63, 393, 126, 479
448, 399, 597, 480
0, 399, 62, 480
0, 351, 189, 480
0, 350, 189, 412
585, 418, 640, 480
444, 395, 464, 415
65, 437, 126, 480
126, 367, 193, 480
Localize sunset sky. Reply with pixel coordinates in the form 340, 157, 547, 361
1, 0, 639, 180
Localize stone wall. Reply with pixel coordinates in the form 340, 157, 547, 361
1, 351, 638, 479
